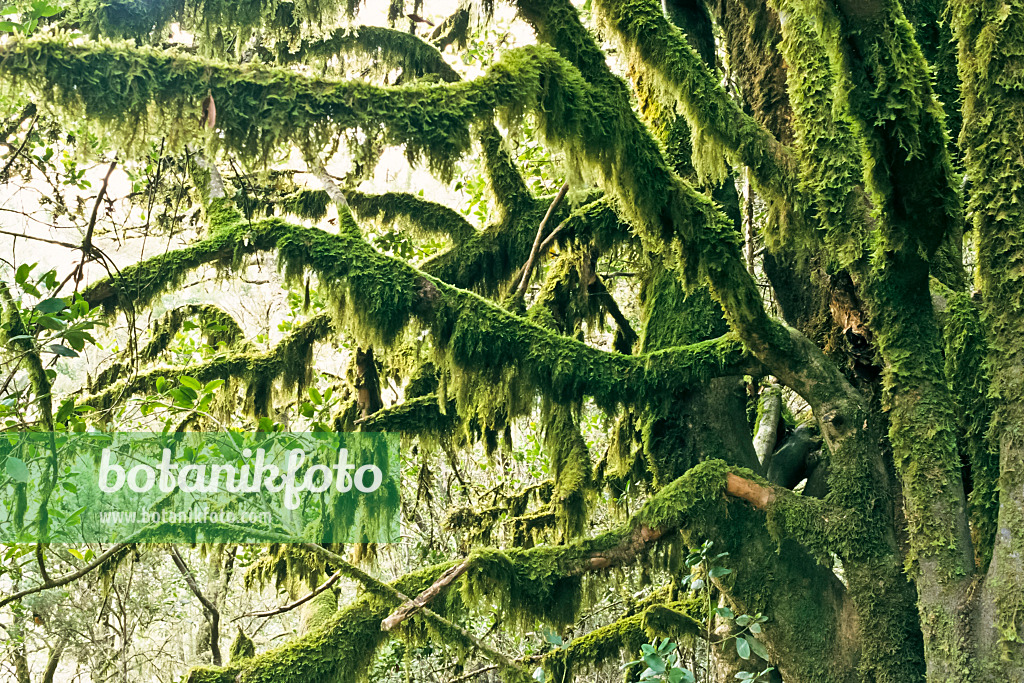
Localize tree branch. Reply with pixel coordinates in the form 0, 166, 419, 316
0, 543, 130, 609
236, 571, 342, 620
170, 547, 221, 666
512, 182, 569, 297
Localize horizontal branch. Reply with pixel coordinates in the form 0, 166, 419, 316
385, 460, 819, 631
236, 570, 342, 620
79, 212, 757, 412
82, 313, 332, 413
0, 542, 129, 609
348, 190, 476, 244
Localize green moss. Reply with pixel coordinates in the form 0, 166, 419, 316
594, 0, 796, 204
228, 627, 256, 663
954, 0, 1024, 664
194, 560, 462, 683
70, 0, 353, 43
348, 191, 475, 244
461, 546, 582, 629
542, 600, 701, 680
84, 312, 332, 415
939, 289, 998, 568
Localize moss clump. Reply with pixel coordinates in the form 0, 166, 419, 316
460, 546, 582, 629
228, 627, 255, 664
542, 600, 701, 681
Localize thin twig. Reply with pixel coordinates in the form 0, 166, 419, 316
82, 160, 118, 254
512, 182, 569, 297
0, 111, 38, 180
235, 570, 342, 620
381, 558, 472, 631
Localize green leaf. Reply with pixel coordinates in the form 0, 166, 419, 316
736, 614, 752, 626
308, 386, 323, 404
716, 606, 736, 620
709, 566, 733, 578
5, 456, 29, 483
203, 379, 224, 393
642, 654, 666, 674
179, 376, 202, 392
36, 314, 64, 330
47, 343, 78, 357
15, 263, 33, 285
747, 637, 769, 661
54, 398, 76, 423
735, 637, 751, 660
34, 297, 66, 314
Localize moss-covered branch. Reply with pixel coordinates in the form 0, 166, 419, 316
83, 313, 332, 415
81, 210, 754, 412
954, 0, 1024, 671
594, 0, 797, 199
348, 190, 476, 244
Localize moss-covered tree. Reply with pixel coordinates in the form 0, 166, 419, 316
2, 0, 1023, 680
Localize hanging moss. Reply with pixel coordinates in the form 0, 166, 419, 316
84, 312, 332, 414
953, 0, 1024, 664
348, 190, 475, 244
594, 0, 796, 205
276, 25, 460, 83
542, 599, 702, 681
189, 560, 463, 683
68, 0, 353, 43
939, 288, 998, 569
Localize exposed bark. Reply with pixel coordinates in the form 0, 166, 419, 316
170, 547, 222, 667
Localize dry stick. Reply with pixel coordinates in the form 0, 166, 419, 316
0, 111, 37, 180
381, 557, 472, 631
235, 570, 343, 620
82, 160, 117, 254
169, 547, 222, 666
380, 472, 782, 627
0, 229, 81, 249
0, 542, 130, 609
298, 543, 529, 679
512, 182, 569, 297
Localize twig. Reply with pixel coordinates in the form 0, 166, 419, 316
0, 229, 81, 250
512, 182, 569, 297
82, 160, 118, 254
235, 570, 342, 620
0, 111, 37, 179
381, 558, 472, 631
298, 543, 530, 679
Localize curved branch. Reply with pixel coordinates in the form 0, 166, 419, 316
0, 542, 129, 609
170, 547, 222, 666
83, 313, 332, 413
80, 215, 756, 412
236, 571, 342, 620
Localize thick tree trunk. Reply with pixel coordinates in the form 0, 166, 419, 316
956, 1, 1024, 676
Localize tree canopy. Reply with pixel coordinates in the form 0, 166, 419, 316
0, 0, 1023, 681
